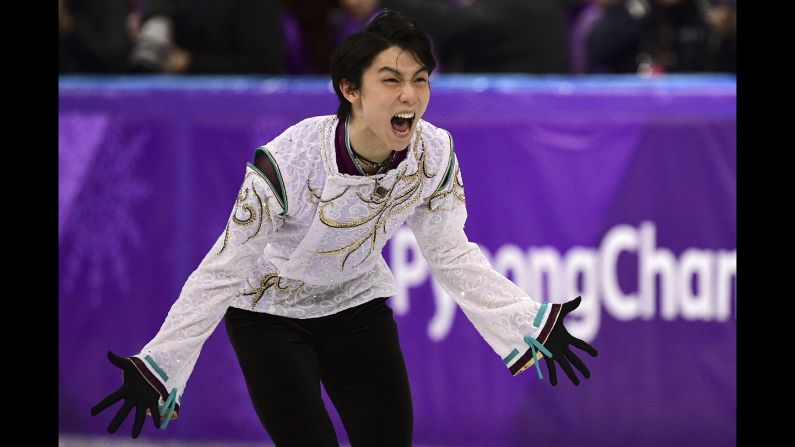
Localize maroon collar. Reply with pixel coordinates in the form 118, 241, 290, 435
335, 116, 408, 176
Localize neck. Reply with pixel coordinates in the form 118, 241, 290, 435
346, 114, 395, 164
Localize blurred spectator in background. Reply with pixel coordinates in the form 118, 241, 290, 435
59, 0, 141, 73
568, 0, 607, 73
60, 0, 733, 76
282, 0, 340, 74
131, 0, 286, 74
582, 0, 653, 73
702, 0, 735, 72
335, 0, 579, 73
583, 0, 735, 74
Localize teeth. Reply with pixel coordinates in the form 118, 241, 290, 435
394, 112, 415, 119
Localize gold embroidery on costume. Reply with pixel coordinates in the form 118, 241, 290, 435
245, 186, 270, 243
425, 165, 465, 210
319, 186, 351, 204
307, 180, 322, 204
219, 173, 271, 254
241, 273, 290, 310
453, 168, 465, 203
232, 187, 255, 226
317, 131, 435, 271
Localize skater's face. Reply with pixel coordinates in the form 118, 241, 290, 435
341, 45, 430, 152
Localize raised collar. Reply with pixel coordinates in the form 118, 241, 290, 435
320, 115, 424, 183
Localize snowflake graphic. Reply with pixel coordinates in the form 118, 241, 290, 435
60, 123, 153, 308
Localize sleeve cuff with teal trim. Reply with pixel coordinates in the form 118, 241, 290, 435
129, 356, 180, 421
507, 303, 562, 376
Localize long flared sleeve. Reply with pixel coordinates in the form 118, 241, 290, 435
406, 146, 562, 377
129, 162, 285, 422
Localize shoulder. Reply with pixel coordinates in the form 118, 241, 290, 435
417, 118, 456, 180
255, 115, 334, 169
418, 119, 452, 145
249, 116, 333, 214
417, 120, 464, 209
418, 119, 454, 158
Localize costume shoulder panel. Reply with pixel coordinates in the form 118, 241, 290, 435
418, 119, 456, 195
254, 115, 330, 217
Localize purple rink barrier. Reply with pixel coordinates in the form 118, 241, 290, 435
59, 74, 736, 446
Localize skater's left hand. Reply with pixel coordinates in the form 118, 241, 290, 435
543, 297, 598, 386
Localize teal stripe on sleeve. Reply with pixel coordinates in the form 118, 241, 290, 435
533, 303, 548, 328
502, 348, 520, 365
144, 355, 169, 382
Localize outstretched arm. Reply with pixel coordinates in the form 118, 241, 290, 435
406, 142, 597, 385
92, 154, 285, 436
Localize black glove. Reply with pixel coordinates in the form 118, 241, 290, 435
91, 351, 162, 438
543, 296, 599, 386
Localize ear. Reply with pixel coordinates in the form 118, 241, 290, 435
339, 79, 359, 103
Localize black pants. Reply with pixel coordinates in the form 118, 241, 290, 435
224, 298, 413, 447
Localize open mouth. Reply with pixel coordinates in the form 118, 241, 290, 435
390, 112, 415, 136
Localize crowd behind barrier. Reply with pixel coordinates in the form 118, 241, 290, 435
60, 0, 735, 76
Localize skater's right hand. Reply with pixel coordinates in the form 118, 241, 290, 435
91, 351, 162, 438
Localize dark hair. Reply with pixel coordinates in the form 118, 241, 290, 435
330, 9, 436, 121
